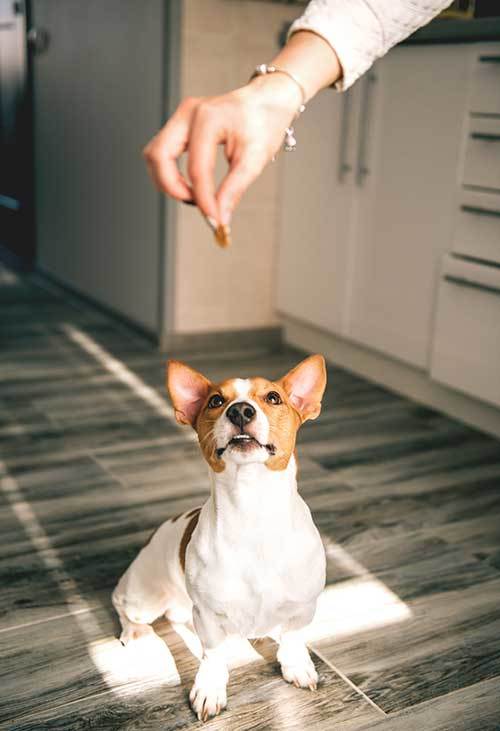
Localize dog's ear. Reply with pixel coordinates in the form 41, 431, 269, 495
278, 354, 327, 422
166, 360, 212, 427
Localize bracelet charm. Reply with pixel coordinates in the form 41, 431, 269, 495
284, 127, 297, 152
250, 63, 307, 154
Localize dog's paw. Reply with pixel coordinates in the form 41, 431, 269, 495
189, 677, 227, 722
119, 622, 153, 647
281, 656, 318, 691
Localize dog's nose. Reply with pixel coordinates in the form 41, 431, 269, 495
226, 401, 256, 429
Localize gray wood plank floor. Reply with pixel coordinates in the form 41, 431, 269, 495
1, 265, 499, 729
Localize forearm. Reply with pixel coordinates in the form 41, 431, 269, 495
288, 0, 453, 91
268, 30, 343, 103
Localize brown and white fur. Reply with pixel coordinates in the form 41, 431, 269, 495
112, 354, 327, 721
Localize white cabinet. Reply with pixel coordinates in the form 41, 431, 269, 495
278, 44, 470, 368
430, 43, 500, 408
348, 45, 470, 367
277, 87, 360, 335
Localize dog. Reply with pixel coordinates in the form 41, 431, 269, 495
112, 354, 327, 721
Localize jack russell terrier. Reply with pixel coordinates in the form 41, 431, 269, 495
112, 354, 327, 721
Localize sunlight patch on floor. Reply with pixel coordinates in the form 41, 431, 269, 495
88, 633, 180, 696
305, 575, 412, 643
61, 323, 195, 440
305, 536, 413, 642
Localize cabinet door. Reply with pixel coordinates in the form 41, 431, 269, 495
277, 86, 359, 336
32, 0, 164, 332
430, 255, 500, 408
347, 45, 470, 368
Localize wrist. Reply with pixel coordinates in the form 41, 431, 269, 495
245, 72, 303, 115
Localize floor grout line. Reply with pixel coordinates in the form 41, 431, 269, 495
0, 607, 100, 635
310, 644, 388, 717
3, 685, 130, 727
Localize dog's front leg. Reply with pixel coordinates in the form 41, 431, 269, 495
189, 605, 229, 722
277, 628, 318, 691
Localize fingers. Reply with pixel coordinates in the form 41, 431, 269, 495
216, 149, 267, 225
187, 102, 224, 221
143, 97, 199, 202
144, 93, 270, 227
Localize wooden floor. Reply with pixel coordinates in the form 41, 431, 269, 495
1, 265, 500, 730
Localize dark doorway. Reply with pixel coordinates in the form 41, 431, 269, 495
0, 0, 34, 269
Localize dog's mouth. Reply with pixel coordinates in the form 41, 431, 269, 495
216, 434, 276, 458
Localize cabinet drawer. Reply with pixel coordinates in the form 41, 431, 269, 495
431, 255, 500, 408
470, 46, 500, 115
454, 189, 500, 265
463, 118, 500, 191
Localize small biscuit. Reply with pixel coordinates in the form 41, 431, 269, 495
214, 224, 231, 249
204, 215, 231, 248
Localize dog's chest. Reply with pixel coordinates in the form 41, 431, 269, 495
186, 503, 324, 637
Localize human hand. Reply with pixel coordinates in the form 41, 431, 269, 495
143, 73, 302, 229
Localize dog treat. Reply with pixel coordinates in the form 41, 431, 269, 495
205, 215, 231, 249
214, 224, 231, 249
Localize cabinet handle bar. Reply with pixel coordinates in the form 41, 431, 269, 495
356, 72, 376, 186
338, 91, 352, 183
470, 132, 500, 142
479, 55, 500, 64
461, 204, 500, 218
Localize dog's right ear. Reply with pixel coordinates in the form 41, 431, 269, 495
166, 360, 212, 427
278, 354, 327, 423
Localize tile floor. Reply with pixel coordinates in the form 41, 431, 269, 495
1, 265, 500, 730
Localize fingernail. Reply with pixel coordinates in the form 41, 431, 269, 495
219, 209, 232, 227
182, 198, 196, 206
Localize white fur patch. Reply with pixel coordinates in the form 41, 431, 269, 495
232, 379, 250, 399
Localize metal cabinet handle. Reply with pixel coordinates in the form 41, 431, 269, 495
356, 72, 376, 186
479, 55, 500, 64
337, 91, 352, 183
443, 254, 500, 295
461, 204, 500, 219
470, 132, 500, 142
445, 274, 500, 296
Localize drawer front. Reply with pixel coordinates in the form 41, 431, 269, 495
470, 45, 500, 116
454, 189, 500, 265
431, 255, 500, 408
463, 117, 500, 191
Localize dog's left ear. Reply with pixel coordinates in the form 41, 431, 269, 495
279, 354, 327, 422
166, 360, 212, 427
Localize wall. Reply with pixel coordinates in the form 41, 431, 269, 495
170, 0, 300, 334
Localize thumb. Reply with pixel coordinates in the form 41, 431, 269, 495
216, 151, 267, 225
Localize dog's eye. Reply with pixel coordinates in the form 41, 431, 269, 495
266, 391, 282, 405
208, 394, 225, 409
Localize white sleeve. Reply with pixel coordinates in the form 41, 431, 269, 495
288, 0, 453, 91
